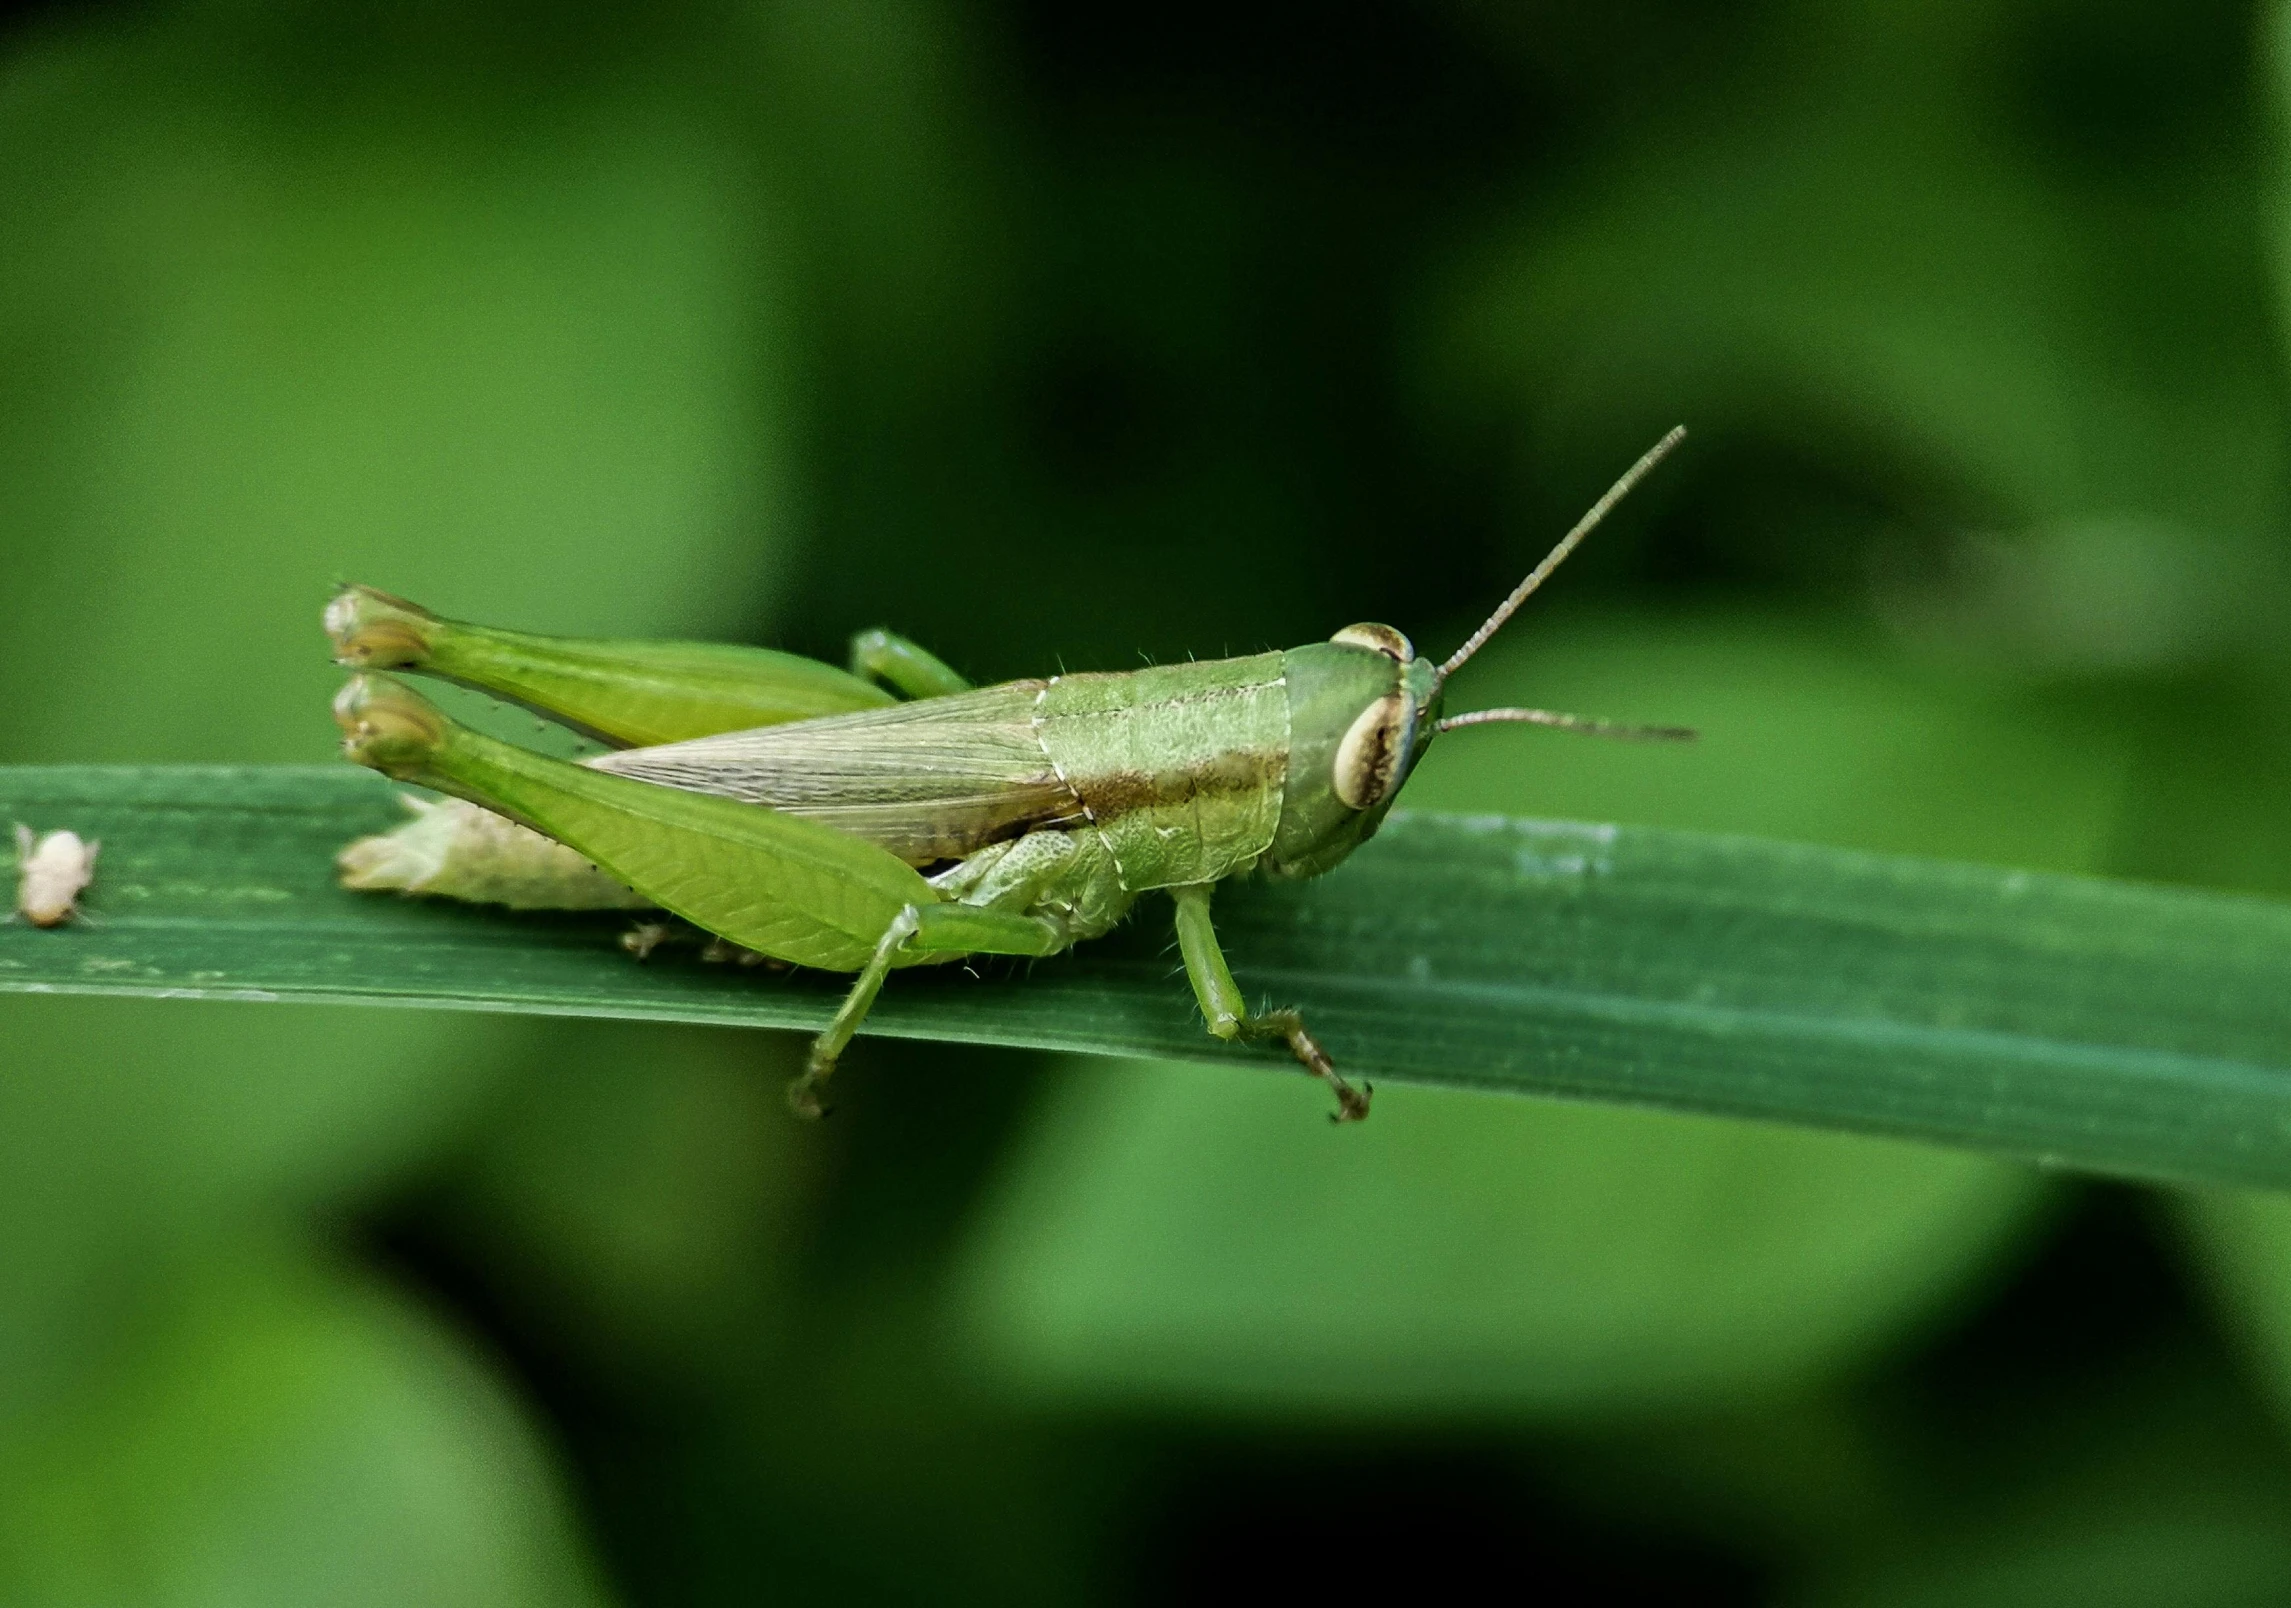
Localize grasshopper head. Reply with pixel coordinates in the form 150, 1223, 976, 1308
1264, 429, 1695, 881
1261, 625, 1445, 881
1323, 622, 1445, 815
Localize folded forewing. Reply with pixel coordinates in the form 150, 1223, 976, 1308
584, 682, 1083, 864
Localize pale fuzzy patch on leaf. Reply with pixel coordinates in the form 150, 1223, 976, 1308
338, 796, 654, 912
13, 825, 99, 927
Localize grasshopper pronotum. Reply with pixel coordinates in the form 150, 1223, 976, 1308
330, 430, 1691, 1120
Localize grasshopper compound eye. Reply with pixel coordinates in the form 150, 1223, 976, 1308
1329, 622, 1413, 661
1333, 693, 1411, 811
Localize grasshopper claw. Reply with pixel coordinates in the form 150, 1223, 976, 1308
700, 936, 774, 967
786, 1065, 833, 1120
621, 921, 675, 959
1242, 1007, 1370, 1123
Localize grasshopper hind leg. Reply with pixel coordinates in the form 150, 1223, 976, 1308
1169, 883, 1370, 1123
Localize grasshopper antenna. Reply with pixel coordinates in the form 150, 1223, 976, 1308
1434, 707, 1695, 742
1435, 426, 1686, 687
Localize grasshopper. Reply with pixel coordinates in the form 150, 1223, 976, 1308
329, 430, 1691, 1120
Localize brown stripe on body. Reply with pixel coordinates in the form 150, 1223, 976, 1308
1067, 745, 1286, 826
1031, 655, 1291, 891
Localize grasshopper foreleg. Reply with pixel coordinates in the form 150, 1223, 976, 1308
1169, 883, 1370, 1124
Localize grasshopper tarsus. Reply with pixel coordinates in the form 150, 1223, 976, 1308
786, 1072, 831, 1120
1241, 1006, 1370, 1124
622, 921, 783, 970
621, 921, 675, 960
701, 936, 773, 967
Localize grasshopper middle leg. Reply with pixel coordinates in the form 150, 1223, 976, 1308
848, 629, 973, 699
791, 899, 1068, 1117
1169, 882, 1370, 1123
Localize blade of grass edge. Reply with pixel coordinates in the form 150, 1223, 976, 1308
4, 764, 2290, 1191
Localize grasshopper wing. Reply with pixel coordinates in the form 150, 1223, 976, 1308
338, 675, 935, 970
586, 683, 1085, 865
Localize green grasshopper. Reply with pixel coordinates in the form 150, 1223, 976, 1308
328, 430, 1691, 1120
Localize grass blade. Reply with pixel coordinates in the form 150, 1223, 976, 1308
6, 764, 2291, 1190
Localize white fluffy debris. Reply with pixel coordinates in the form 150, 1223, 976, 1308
337, 794, 654, 911
13, 824, 99, 927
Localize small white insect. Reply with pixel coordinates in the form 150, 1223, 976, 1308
12, 824, 100, 928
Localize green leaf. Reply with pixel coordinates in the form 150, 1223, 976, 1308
1418, 612, 2136, 874
0, 1242, 611, 1608
0, 12, 802, 1418
1786, 1346, 2291, 1608
2176, 1188, 2291, 1419
944, 617, 2086, 1415
10, 764, 2291, 1191
1440, 0, 2288, 668
950, 1058, 2047, 1413
424, 1018, 805, 1376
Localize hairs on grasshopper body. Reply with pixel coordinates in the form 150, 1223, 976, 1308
329, 429, 1692, 1120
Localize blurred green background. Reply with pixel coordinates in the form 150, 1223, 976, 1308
6, 0, 2291, 1600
